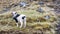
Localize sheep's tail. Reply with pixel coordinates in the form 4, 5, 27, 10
22, 16, 25, 19
22, 16, 26, 23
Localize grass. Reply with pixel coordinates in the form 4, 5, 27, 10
0, 3, 57, 34
0, 9, 56, 22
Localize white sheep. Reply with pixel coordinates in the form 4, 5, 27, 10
12, 12, 26, 28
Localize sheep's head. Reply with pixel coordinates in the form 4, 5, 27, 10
11, 12, 17, 17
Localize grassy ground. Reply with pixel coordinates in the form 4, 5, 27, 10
0, 2, 57, 34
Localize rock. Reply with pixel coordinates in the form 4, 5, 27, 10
37, 8, 44, 13
38, 1, 44, 6
44, 15, 50, 20
20, 2, 27, 8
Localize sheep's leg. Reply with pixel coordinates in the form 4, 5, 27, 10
23, 18, 26, 28
20, 20, 23, 28
16, 23, 19, 27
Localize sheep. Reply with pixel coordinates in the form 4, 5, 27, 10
12, 12, 26, 28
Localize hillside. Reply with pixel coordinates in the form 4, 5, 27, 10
0, 0, 60, 34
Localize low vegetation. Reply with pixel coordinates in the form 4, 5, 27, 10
0, 0, 58, 34
0, 7, 57, 34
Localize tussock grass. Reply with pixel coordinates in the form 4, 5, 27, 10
0, 10, 56, 23
0, 10, 56, 32
0, 1, 57, 34
0, 3, 57, 34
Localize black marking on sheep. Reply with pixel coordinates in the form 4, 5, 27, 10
13, 14, 20, 23
22, 16, 25, 19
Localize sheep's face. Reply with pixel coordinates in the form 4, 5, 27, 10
12, 12, 17, 17
12, 12, 17, 14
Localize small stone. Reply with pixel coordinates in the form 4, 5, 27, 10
20, 2, 27, 7
37, 8, 44, 13
44, 15, 50, 19
38, 1, 44, 6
